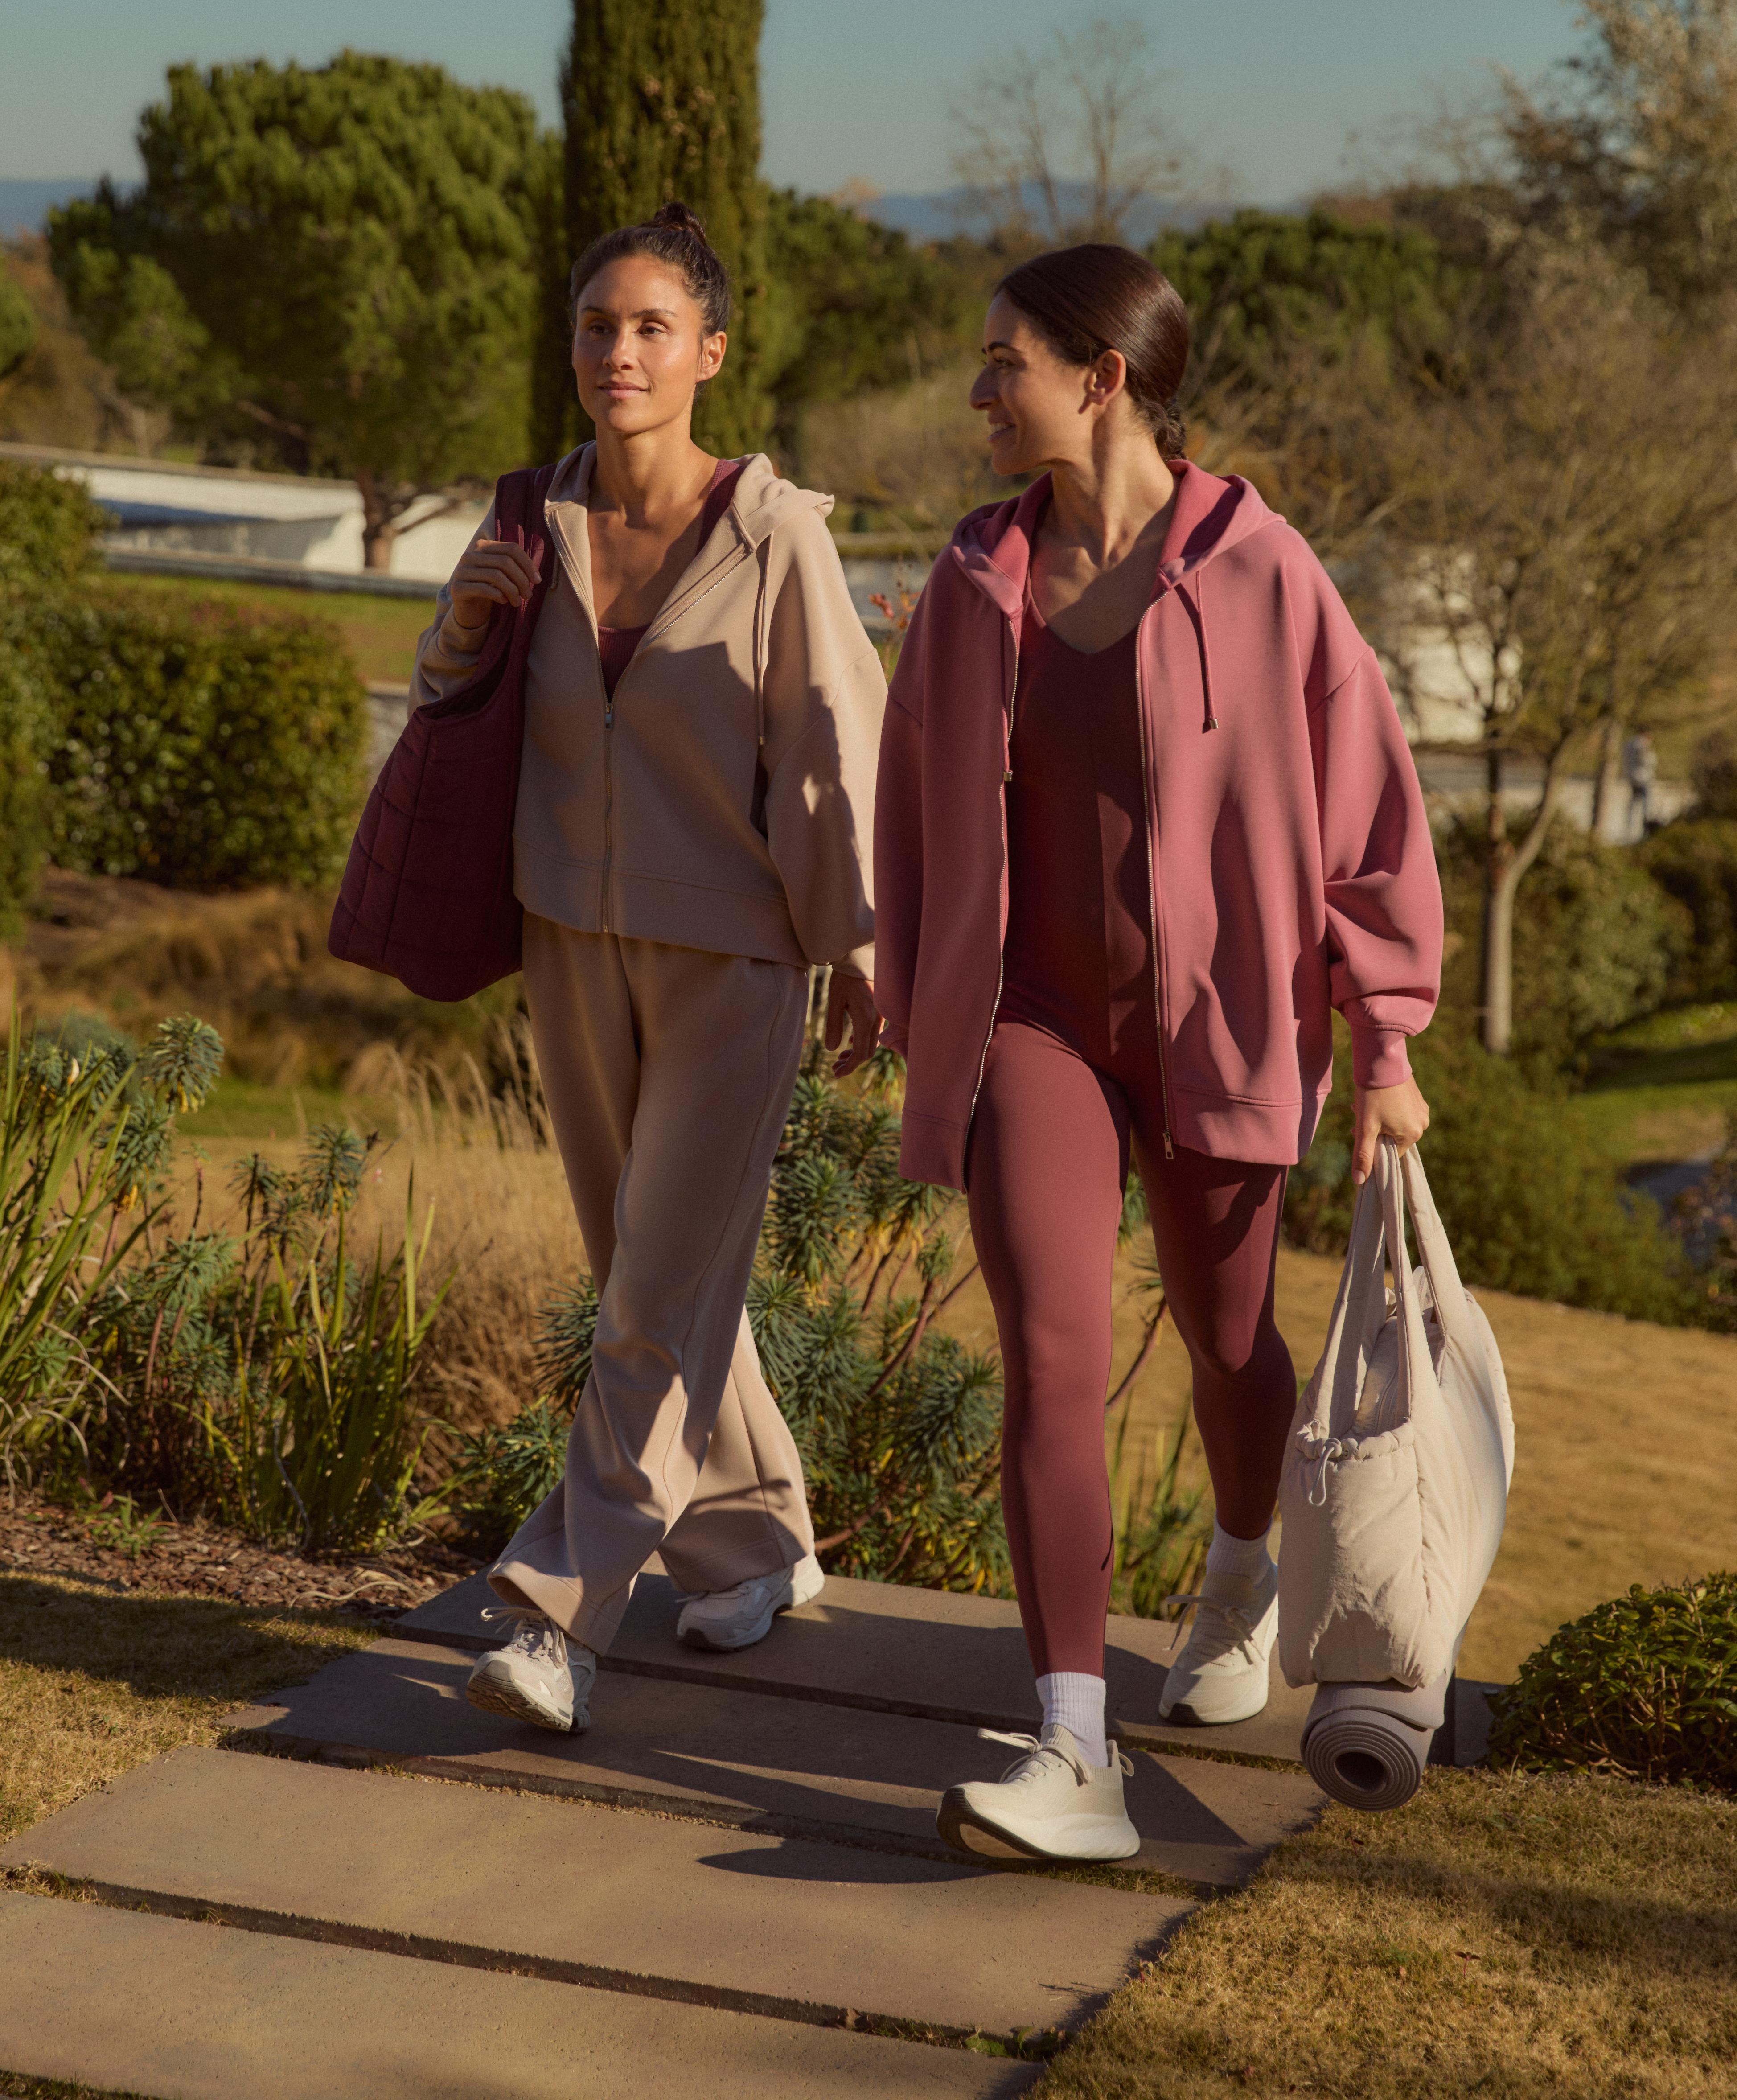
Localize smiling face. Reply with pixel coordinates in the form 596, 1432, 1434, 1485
572, 254, 727, 439
969, 290, 1126, 477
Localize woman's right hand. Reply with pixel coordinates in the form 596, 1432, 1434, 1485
448, 538, 541, 633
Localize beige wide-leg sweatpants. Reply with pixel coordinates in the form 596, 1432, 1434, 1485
487, 914, 817, 1652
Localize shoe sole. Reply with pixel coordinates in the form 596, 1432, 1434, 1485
1158, 1684, 1272, 1726
464, 1670, 583, 1735
678, 1568, 825, 1652
936, 1792, 1141, 1864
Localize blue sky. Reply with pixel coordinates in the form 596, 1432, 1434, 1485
1, 0, 1583, 204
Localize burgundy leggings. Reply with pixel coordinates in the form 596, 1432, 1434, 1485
967, 1019, 1297, 1678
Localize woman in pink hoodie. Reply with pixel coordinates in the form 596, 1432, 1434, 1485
875, 246, 1442, 1862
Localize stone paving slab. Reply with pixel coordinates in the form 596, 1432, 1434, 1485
0, 1890, 1038, 2099
403, 1568, 1325, 1763
228, 1636, 1326, 1888
2, 1748, 1182, 2038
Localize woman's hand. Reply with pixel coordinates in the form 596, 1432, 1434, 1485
448, 538, 541, 633
826, 972, 880, 1079
1351, 1075, 1431, 1184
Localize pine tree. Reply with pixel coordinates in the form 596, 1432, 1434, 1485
547, 0, 772, 459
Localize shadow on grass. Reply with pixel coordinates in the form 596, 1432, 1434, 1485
0, 1574, 369, 1706
1584, 1029, 1737, 1092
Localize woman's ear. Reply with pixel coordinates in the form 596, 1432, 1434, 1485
1084, 349, 1126, 410
700, 331, 728, 382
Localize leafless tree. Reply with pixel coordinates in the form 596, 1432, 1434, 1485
947, 15, 1195, 246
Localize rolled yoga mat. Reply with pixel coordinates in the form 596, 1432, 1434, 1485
1301, 1671, 1453, 1811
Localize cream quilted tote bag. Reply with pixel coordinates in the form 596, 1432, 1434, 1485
1278, 1140, 1514, 1802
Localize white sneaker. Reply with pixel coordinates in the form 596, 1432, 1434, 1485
1158, 1558, 1279, 1725
676, 1553, 824, 1651
938, 1724, 1140, 1862
465, 1607, 595, 1734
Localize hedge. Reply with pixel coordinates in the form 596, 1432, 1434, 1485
0, 459, 107, 593
0, 606, 54, 933
1286, 1016, 1696, 1323
37, 589, 367, 890
1639, 818, 1737, 1005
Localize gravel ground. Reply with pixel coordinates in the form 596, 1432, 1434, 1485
0, 1494, 478, 1629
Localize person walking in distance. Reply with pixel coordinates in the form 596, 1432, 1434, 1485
410, 203, 884, 1735
875, 246, 1442, 1861
1622, 730, 1657, 841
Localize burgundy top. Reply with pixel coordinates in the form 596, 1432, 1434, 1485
596, 457, 746, 700
996, 585, 1158, 1070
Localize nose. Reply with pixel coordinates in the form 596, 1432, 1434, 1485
968, 370, 997, 410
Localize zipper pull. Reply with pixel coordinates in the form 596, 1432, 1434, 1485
604, 705, 614, 727
1162, 1132, 1174, 1161
1003, 768, 1013, 784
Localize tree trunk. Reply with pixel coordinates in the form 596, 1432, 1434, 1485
563, 0, 771, 455
1481, 748, 1562, 1057
356, 471, 397, 571
1589, 712, 1621, 842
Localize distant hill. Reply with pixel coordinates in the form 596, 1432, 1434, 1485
0, 179, 97, 238
864, 182, 1249, 244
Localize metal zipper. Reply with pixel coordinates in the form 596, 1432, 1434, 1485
1133, 613, 1176, 1160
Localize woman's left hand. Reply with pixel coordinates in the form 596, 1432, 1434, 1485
1351, 1076, 1431, 1184
827, 972, 880, 1079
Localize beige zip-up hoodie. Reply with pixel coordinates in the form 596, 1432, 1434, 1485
411, 445, 884, 978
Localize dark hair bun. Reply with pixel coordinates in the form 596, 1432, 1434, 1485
570, 197, 731, 337
649, 199, 711, 246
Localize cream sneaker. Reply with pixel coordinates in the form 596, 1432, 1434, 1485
937, 1724, 1140, 1862
465, 1607, 595, 1734
1158, 1558, 1279, 1725
676, 1553, 824, 1651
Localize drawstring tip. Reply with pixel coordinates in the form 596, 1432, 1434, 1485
1203, 715, 1219, 733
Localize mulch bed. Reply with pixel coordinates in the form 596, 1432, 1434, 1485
0, 1493, 479, 1630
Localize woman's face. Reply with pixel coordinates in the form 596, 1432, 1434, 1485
969, 291, 1121, 477
572, 255, 726, 438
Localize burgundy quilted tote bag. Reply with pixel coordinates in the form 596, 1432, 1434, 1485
328, 461, 560, 1001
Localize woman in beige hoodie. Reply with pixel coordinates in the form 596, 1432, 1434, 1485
411, 203, 885, 1737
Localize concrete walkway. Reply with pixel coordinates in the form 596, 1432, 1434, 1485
0, 1569, 1485, 2095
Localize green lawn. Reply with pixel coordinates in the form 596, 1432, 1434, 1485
103, 571, 433, 686
1569, 1003, 1737, 1167
174, 1075, 394, 1143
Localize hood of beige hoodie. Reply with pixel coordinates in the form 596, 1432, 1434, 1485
414, 444, 886, 979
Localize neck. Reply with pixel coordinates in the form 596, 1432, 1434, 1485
590, 418, 713, 523
1045, 432, 1176, 565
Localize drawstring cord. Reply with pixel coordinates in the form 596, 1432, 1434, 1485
1178, 573, 1218, 732
1297, 1432, 1355, 1507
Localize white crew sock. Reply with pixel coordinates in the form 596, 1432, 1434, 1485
1036, 1672, 1109, 1766
1206, 1520, 1274, 1580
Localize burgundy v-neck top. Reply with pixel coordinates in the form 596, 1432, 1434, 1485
596, 457, 745, 699
996, 585, 1158, 1070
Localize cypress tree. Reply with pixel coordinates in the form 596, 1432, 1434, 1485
542, 0, 771, 460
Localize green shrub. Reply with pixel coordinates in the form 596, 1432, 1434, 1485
0, 604, 55, 933
1487, 1572, 1737, 1791
1640, 818, 1737, 1003
1691, 727, 1737, 820
1286, 1016, 1696, 1322
34, 589, 367, 888
0, 263, 36, 382
0, 460, 106, 593
1437, 814, 1690, 1067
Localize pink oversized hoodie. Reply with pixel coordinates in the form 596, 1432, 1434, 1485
874, 460, 1442, 1189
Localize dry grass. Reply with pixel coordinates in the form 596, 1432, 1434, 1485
1048, 1764, 1737, 2100
0, 1572, 368, 1848
941, 1243, 1737, 1684
799, 359, 1000, 528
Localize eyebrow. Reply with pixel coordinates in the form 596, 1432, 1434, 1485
579, 304, 680, 321
983, 339, 1019, 354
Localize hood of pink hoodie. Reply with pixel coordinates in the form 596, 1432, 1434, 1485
873, 459, 1443, 1191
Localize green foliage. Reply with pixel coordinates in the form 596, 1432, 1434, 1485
1109, 1403, 1208, 1619
1488, 1572, 1737, 1791
78, 1122, 450, 1553
1640, 818, 1737, 1004
1286, 1017, 1696, 1323
34, 589, 366, 888
1151, 207, 1466, 388
49, 54, 544, 555
0, 1015, 219, 1481
1667, 1112, 1737, 1333
0, 459, 107, 593
1437, 814, 1690, 1067
1691, 727, 1737, 819
0, 605, 53, 935
749, 1048, 1008, 1591
762, 190, 968, 452
449, 1401, 570, 1557
560, 0, 771, 456
0, 259, 34, 381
